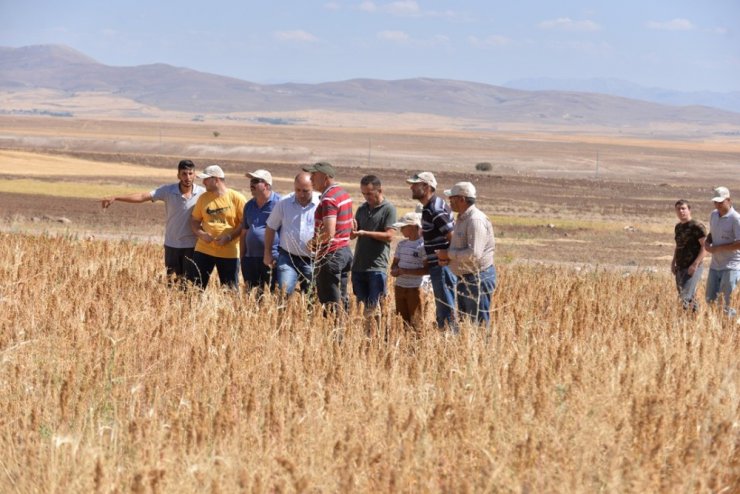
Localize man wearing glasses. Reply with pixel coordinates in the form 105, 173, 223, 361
704, 186, 740, 317
241, 169, 282, 292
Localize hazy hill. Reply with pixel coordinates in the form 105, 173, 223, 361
2, 44, 740, 128
504, 77, 740, 114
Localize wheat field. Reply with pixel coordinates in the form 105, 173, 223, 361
0, 232, 738, 493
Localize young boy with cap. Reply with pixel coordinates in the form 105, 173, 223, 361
390, 212, 429, 332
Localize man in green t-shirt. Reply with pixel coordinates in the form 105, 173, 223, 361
350, 175, 397, 311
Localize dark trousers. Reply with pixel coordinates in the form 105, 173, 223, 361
241, 256, 275, 292
187, 251, 240, 290
164, 246, 195, 279
315, 247, 352, 310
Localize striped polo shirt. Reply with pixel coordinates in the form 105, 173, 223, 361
315, 184, 353, 254
421, 194, 455, 266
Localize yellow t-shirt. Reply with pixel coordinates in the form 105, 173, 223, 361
192, 189, 247, 259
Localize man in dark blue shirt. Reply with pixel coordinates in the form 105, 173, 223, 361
241, 169, 281, 292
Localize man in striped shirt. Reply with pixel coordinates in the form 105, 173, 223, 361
303, 162, 354, 310
407, 172, 458, 330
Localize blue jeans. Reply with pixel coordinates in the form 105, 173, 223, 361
706, 268, 740, 317
351, 271, 388, 308
276, 248, 314, 295
457, 266, 497, 328
429, 264, 457, 330
241, 256, 275, 291
187, 251, 240, 290
675, 265, 703, 311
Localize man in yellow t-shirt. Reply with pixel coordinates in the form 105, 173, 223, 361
187, 165, 247, 289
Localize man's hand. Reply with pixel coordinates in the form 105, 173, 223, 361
264, 252, 276, 268
214, 233, 232, 246
101, 197, 115, 209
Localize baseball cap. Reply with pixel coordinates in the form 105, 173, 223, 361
197, 165, 225, 179
302, 162, 336, 178
246, 169, 273, 185
444, 181, 477, 199
392, 212, 422, 229
711, 186, 731, 202
405, 172, 437, 189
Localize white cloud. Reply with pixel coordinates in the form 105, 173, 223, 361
539, 17, 601, 32
324, 1, 341, 10
377, 30, 410, 43
646, 18, 694, 31
359, 1, 377, 12
384, 0, 420, 16
359, 0, 461, 18
468, 35, 512, 48
273, 30, 319, 43
709, 26, 728, 35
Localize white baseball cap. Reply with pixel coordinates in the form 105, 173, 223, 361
197, 165, 225, 179
444, 181, 476, 199
392, 212, 422, 229
246, 169, 273, 185
711, 186, 730, 202
406, 172, 437, 189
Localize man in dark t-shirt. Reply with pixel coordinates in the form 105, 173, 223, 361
671, 199, 707, 310
351, 175, 396, 311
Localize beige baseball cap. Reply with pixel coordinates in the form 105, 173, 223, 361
246, 169, 273, 185
392, 212, 422, 229
711, 186, 731, 202
406, 172, 437, 189
197, 165, 225, 179
444, 181, 476, 198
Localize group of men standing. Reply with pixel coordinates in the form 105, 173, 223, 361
102, 160, 499, 331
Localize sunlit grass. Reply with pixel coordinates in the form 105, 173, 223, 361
0, 231, 737, 492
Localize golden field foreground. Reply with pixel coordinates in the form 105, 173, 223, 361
1, 233, 738, 493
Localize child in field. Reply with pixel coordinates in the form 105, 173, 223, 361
390, 212, 429, 332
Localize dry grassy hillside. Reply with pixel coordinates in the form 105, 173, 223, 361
0, 233, 737, 492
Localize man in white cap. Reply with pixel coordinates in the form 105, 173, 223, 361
437, 182, 496, 329
406, 171, 457, 330
704, 186, 740, 316
241, 169, 282, 292
101, 159, 205, 283
187, 165, 247, 290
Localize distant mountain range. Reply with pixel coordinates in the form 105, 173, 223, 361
504, 77, 740, 114
2, 44, 740, 129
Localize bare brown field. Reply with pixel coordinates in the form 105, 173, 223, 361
1, 233, 738, 492
2, 114, 740, 267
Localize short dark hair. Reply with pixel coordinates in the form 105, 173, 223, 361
675, 199, 690, 209
178, 159, 195, 171
360, 175, 381, 188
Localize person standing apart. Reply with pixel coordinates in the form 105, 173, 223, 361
241, 169, 281, 292
406, 172, 457, 330
704, 186, 740, 317
389, 212, 429, 332
303, 162, 353, 311
351, 175, 397, 311
188, 165, 246, 290
263, 172, 319, 295
101, 159, 205, 282
438, 182, 496, 329
671, 199, 706, 311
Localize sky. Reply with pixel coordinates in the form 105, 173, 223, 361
1, 0, 739, 92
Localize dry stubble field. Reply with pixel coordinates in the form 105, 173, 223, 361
0, 115, 739, 492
